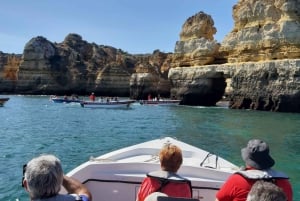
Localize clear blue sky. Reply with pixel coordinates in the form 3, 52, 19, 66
1, 0, 238, 54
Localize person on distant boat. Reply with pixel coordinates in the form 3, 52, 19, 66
215, 139, 293, 201
89, 92, 95, 102
22, 154, 92, 201
136, 144, 192, 201
246, 180, 287, 201
148, 94, 152, 101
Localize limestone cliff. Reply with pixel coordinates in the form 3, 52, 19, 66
169, 59, 300, 112
0, 52, 22, 92
130, 50, 172, 99
171, 11, 220, 67
229, 59, 300, 112
220, 0, 300, 63
7, 33, 172, 97
168, 0, 300, 110
16, 34, 138, 95
168, 67, 226, 106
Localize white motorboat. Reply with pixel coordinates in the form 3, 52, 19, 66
62, 137, 239, 201
80, 100, 136, 108
51, 97, 82, 104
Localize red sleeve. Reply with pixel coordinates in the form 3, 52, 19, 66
137, 177, 160, 201
216, 174, 253, 201
276, 179, 293, 201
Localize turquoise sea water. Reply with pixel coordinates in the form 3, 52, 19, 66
0, 95, 299, 201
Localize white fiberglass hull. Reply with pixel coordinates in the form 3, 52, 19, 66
63, 137, 238, 201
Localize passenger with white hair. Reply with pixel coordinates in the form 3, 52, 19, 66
22, 154, 92, 201
246, 180, 287, 201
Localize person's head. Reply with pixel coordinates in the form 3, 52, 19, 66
23, 154, 63, 199
159, 143, 183, 172
145, 192, 168, 201
246, 180, 287, 201
241, 139, 275, 170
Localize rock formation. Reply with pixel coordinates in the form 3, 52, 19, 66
169, 67, 226, 106
16, 34, 138, 95
166, 11, 226, 105
0, 52, 22, 92
130, 50, 172, 100
168, 0, 300, 110
229, 59, 300, 112
220, 0, 300, 63
171, 11, 220, 67
1, 33, 172, 97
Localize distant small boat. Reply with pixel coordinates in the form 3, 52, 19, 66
0, 97, 9, 107
140, 99, 181, 106
51, 96, 82, 104
80, 100, 136, 108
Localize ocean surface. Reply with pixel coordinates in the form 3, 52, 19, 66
0, 95, 299, 201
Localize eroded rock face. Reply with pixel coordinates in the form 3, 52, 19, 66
168, 67, 226, 106
171, 11, 220, 67
0, 52, 22, 93
16, 36, 61, 94
130, 51, 172, 99
229, 59, 300, 112
221, 0, 300, 63
16, 34, 138, 95
14, 34, 173, 97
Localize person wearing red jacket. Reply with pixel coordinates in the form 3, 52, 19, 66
89, 92, 95, 101
215, 139, 293, 201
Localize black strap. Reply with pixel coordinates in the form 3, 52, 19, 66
155, 178, 170, 192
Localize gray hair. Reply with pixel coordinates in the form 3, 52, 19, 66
246, 180, 287, 201
25, 154, 63, 199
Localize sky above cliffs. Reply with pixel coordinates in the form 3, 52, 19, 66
1, 0, 238, 54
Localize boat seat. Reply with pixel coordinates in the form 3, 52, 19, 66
157, 196, 199, 201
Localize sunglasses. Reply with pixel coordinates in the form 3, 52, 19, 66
22, 164, 27, 187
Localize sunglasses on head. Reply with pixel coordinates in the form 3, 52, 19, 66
22, 164, 27, 187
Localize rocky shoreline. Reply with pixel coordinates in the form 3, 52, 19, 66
1, 0, 300, 112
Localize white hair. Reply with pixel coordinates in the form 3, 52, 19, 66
25, 154, 63, 199
246, 180, 287, 201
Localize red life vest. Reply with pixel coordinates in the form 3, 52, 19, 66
137, 171, 192, 201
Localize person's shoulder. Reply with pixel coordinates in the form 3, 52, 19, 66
231, 172, 247, 179
276, 178, 292, 185
225, 172, 249, 184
